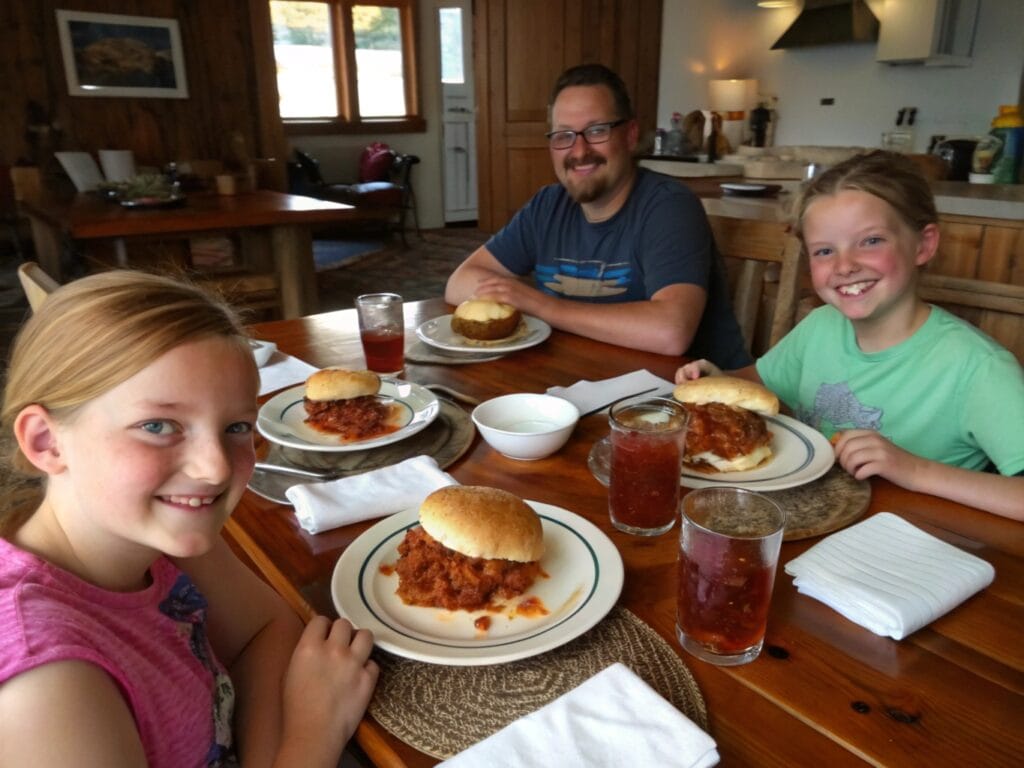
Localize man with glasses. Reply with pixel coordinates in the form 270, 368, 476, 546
445, 64, 749, 367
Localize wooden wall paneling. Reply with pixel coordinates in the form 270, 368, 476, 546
934, 219, 982, 278
3, 1, 268, 195
473, 0, 494, 231
504, 0, 567, 123
977, 225, 1023, 285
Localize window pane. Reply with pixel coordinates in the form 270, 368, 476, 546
352, 5, 405, 117
271, 1, 338, 118
439, 8, 464, 84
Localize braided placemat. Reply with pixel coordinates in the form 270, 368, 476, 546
368, 605, 707, 760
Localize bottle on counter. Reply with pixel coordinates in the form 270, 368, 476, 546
989, 105, 1023, 184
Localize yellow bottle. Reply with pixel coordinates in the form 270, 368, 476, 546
989, 105, 1023, 184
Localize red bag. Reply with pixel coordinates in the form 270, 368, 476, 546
358, 142, 394, 182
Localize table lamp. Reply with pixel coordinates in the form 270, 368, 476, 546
709, 79, 757, 153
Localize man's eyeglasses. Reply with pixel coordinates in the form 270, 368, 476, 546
545, 119, 628, 150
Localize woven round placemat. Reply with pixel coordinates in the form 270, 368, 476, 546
368, 606, 707, 760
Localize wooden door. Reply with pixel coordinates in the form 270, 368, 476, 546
474, 0, 663, 232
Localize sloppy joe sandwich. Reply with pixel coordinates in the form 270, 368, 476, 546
395, 485, 545, 611
673, 376, 780, 473
451, 298, 522, 341
302, 368, 397, 441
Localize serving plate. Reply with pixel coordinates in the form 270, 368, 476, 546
416, 314, 551, 354
720, 182, 782, 198
257, 379, 439, 452
588, 413, 834, 492
332, 502, 624, 665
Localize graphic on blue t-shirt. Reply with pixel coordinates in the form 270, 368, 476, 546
799, 381, 884, 434
535, 258, 631, 298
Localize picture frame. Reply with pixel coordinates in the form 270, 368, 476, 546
55, 10, 189, 98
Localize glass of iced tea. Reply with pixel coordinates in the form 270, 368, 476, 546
355, 293, 405, 376
608, 397, 689, 536
676, 487, 786, 666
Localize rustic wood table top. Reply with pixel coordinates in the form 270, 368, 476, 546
21, 189, 360, 239
231, 297, 1023, 768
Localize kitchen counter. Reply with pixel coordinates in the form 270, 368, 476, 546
643, 157, 1024, 221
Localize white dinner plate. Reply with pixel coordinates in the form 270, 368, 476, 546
416, 314, 552, 354
256, 379, 439, 452
331, 502, 624, 665
588, 413, 834, 492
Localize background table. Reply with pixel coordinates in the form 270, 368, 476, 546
230, 298, 1023, 767
20, 189, 365, 318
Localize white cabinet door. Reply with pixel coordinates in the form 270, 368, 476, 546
439, 1, 477, 222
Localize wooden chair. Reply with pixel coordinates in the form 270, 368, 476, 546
705, 211, 805, 357
919, 274, 1024, 364
17, 261, 60, 311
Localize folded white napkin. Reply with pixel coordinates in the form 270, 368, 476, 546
286, 455, 457, 534
547, 369, 675, 415
258, 352, 319, 396
785, 512, 995, 640
439, 663, 719, 768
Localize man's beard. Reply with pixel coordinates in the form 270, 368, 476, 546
561, 153, 608, 203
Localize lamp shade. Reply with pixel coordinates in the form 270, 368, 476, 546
709, 79, 756, 113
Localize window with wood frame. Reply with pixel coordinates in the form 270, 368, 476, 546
269, 0, 423, 134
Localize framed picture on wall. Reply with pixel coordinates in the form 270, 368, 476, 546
55, 10, 189, 98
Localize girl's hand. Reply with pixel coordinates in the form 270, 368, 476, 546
277, 616, 379, 767
674, 359, 722, 383
832, 430, 924, 485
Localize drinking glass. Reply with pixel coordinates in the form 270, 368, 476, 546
676, 487, 786, 666
607, 397, 688, 536
355, 293, 404, 376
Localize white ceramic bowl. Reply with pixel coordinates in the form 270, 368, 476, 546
250, 339, 277, 367
471, 393, 580, 460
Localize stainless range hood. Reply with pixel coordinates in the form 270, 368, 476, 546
772, 0, 880, 49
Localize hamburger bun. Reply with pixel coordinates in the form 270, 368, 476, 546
419, 485, 544, 562
672, 376, 779, 416
305, 368, 380, 402
672, 377, 778, 473
451, 299, 522, 341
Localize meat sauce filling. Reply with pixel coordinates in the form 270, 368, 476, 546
395, 527, 541, 612
682, 402, 770, 464
303, 396, 398, 441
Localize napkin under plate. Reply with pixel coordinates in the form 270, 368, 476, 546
547, 369, 675, 416
286, 455, 457, 534
258, 352, 319, 397
438, 662, 719, 768
784, 512, 995, 640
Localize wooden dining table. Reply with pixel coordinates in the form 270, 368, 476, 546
230, 297, 1023, 767
19, 189, 366, 318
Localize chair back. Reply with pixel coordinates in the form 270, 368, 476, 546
17, 262, 60, 311
918, 274, 1024, 364
705, 209, 805, 357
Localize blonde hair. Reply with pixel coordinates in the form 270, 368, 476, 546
790, 150, 938, 243
1, 270, 253, 531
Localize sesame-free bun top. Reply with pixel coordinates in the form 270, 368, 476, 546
419, 485, 544, 562
673, 376, 779, 416
305, 368, 380, 402
453, 298, 517, 323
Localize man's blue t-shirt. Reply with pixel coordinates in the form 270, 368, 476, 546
485, 168, 750, 368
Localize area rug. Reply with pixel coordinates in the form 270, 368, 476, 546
316, 227, 489, 312
313, 238, 387, 272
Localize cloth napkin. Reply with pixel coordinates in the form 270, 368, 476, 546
285, 455, 457, 534
547, 369, 675, 415
785, 512, 995, 640
258, 352, 319, 397
439, 663, 719, 768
